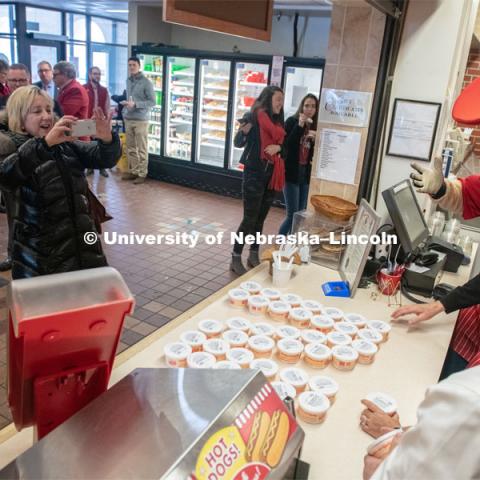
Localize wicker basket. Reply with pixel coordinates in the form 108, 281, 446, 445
310, 195, 358, 221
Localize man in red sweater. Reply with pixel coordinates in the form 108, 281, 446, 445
54, 61, 89, 120
84, 66, 110, 177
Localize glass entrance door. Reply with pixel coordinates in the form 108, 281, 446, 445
29, 41, 61, 84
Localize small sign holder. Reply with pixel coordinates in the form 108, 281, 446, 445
338, 199, 381, 298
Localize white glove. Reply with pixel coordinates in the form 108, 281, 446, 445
410, 156, 444, 195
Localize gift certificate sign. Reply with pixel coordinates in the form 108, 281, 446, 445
319, 88, 372, 127
315, 128, 361, 185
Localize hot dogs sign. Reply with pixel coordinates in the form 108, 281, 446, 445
192, 383, 297, 480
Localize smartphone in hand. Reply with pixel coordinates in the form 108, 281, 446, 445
71, 119, 97, 137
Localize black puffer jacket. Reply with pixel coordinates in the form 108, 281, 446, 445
284, 116, 313, 184
0, 133, 121, 279
234, 111, 286, 173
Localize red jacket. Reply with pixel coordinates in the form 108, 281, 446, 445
58, 79, 89, 119
83, 81, 110, 118
459, 175, 480, 220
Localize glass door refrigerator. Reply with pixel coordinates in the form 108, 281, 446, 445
138, 54, 163, 155
165, 56, 196, 160
283, 65, 323, 119
196, 59, 231, 167
229, 62, 270, 171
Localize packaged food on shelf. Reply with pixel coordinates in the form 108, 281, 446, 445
222, 329, 249, 348
180, 330, 207, 352
365, 392, 398, 415
271, 381, 297, 400
276, 338, 304, 364
187, 351, 216, 368
250, 358, 279, 381
279, 367, 309, 394
228, 288, 249, 308
248, 295, 269, 315
303, 343, 331, 369
213, 360, 241, 369
198, 319, 223, 338
280, 293, 303, 308
334, 322, 358, 338
164, 342, 192, 368
300, 329, 326, 345
226, 347, 254, 368
366, 320, 392, 342
250, 322, 276, 337
248, 335, 275, 358
275, 325, 300, 340
297, 391, 330, 424
331, 346, 358, 371
326, 331, 352, 348
268, 301, 291, 322
203, 338, 230, 361
226, 317, 251, 333
308, 375, 339, 404
300, 300, 323, 315
289, 308, 313, 329
311, 314, 335, 334
352, 339, 378, 365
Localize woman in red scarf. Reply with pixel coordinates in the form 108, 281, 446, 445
231, 86, 286, 275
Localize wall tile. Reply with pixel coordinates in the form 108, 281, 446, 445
327, 5, 345, 65
335, 65, 363, 90
360, 67, 378, 92
323, 64, 338, 89
365, 7, 386, 67
340, 6, 372, 66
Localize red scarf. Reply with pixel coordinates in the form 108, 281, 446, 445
256, 109, 286, 191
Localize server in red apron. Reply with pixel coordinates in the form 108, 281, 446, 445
391, 157, 480, 379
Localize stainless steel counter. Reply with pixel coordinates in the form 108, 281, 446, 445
0, 369, 304, 479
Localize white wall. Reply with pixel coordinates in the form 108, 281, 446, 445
169, 15, 330, 57
129, 4, 330, 58
375, 0, 478, 219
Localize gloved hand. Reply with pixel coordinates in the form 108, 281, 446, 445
410, 156, 444, 195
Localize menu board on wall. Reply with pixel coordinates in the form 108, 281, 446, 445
314, 128, 361, 185
163, 0, 274, 41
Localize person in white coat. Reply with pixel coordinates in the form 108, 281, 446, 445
362, 366, 480, 480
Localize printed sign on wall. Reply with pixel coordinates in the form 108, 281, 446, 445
319, 88, 372, 128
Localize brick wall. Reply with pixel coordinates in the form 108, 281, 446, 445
459, 49, 480, 156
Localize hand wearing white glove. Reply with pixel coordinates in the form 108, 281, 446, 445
410, 156, 444, 195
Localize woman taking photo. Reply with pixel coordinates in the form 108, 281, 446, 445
0, 85, 121, 279
279, 93, 318, 235
231, 85, 286, 275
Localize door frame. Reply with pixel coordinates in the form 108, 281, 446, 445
25, 36, 65, 82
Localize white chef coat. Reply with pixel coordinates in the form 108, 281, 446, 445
371, 366, 480, 480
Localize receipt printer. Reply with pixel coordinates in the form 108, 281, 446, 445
427, 236, 464, 273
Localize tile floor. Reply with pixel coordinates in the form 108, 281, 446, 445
0, 169, 284, 429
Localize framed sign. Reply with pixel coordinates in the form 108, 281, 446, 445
340, 199, 381, 298
163, 0, 273, 42
386, 98, 441, 161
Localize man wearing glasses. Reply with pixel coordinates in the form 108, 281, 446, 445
0, 63, 29, 109
34, 61, 58, 100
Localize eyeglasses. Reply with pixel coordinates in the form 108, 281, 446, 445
8, 79, 28, 84
38, 69, 51, 74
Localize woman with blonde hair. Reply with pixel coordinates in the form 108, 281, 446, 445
0, 85, 121, 279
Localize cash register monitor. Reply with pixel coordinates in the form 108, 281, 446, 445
382, 180, 430, 255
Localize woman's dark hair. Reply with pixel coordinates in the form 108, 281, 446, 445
251, 85, 284, 125
294, 93, 319, 130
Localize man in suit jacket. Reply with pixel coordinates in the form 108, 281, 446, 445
34, 61, 57, 99
54, 61, 89, 120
